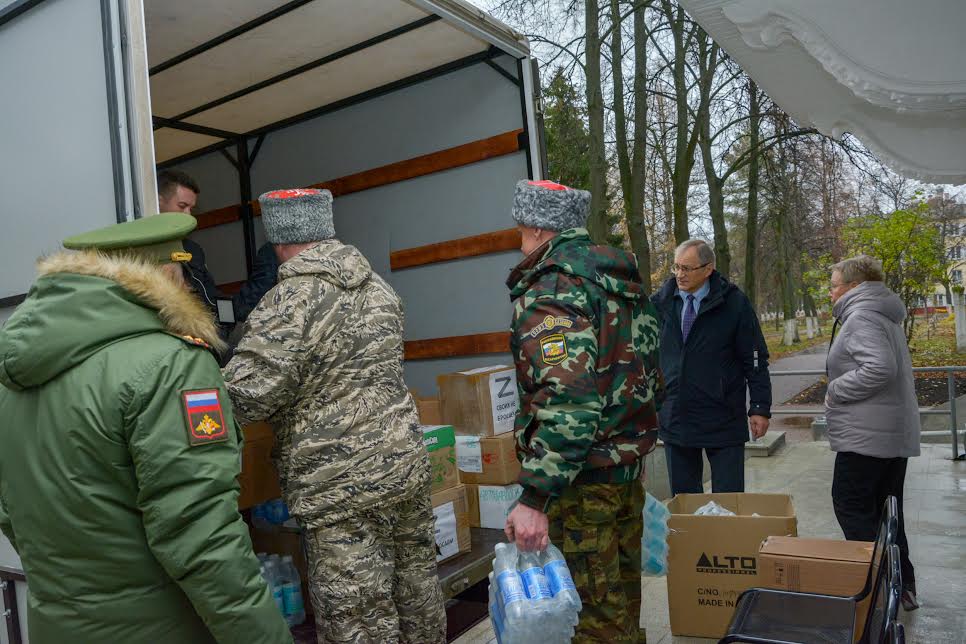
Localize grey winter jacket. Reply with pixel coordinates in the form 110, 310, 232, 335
825, 281, 921, 458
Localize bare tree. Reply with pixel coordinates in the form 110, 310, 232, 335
610, 0, 652, 286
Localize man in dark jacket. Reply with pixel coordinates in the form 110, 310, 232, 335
157, 170, 279, 326
652, 239, 771, 495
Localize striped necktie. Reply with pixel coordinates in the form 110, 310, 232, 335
683, 294, 697, 341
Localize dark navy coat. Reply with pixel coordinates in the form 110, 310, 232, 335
652, 271, 771, 447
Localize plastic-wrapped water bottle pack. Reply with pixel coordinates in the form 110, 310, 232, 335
641, 492, 670, 576
257, 552, 306, 627
252, 498, 291, 529
489, 542, 582, 644
693, 500, 736, 516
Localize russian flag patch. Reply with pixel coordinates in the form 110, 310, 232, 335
182, 389, 228, 446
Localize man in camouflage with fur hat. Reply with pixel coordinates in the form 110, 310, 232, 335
504, 180, 664, 644
222, 188, 445, 644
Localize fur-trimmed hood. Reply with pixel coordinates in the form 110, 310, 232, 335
0, 251, 223, 391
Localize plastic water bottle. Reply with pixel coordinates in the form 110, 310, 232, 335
543, 544, 581, 614
488, 572, 508, 644
280, 555, 306, 626
261, 560, 285, 615
519, 552, 553, 603
493, 543, 528, 627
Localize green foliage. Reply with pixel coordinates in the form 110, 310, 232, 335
842, 202, 946, 338
543, 67, 624, 247
801, 251, 835, 311
542, 67, 592, 191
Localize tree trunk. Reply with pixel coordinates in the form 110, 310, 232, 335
663, 0, 693, 244
584, 0, 609, 242
743, 79, 761, 303
695, 36, 729, 276
611, 0, 651, 289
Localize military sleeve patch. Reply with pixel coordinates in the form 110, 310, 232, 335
182, 389, 229, 446
539, 333, 568, 365
527, 314, 575, 339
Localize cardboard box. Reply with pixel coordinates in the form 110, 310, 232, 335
456, 431, 521, 485
437, 365, 519, 436
759, 536, 873, 641
249, 526, 313, 617
421, 425, 459, 494
666, 493, 798, 639
238, 422, 282, 510
431, 484, 472, 563
466, 483, 523, 529
416, 396, 443, 426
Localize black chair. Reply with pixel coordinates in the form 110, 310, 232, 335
886, 621, 905, 644
718, 497, 899, 644
862, 545, 903, 644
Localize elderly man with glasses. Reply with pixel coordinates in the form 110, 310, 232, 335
652, 239, 772, 495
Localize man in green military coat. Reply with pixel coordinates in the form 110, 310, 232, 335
504, 180, 664, 643
0, 214, 291, 643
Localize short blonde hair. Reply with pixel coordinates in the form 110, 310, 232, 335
831, 255, 884, 283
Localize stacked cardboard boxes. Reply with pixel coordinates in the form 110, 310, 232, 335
422, 425, 459, 494
430, 484, 472, 562
437, 365, 519, 436
466, 483, 523, 529
455, 431, 520, 485
437, 366, 524, 530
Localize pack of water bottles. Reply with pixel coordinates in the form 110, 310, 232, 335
641, 492, 670, 576
257, 552, 306, 627
489, 541, 581, 644
252, 498, 292, 530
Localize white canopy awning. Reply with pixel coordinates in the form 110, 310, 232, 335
146, 0, 529, 164
680, 0, 966, 184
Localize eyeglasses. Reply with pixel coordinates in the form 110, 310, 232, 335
672, 262, 710, 274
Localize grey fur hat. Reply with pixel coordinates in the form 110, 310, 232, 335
259, 188, 334, 244
511, 180, 591, 231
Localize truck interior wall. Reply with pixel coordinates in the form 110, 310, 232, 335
167, 56, 526, 393
0, 0, 124, 320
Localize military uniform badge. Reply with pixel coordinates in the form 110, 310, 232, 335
539, 333, 568, 365
181, 389, 228, 446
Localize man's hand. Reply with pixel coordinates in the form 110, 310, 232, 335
505, 503, 549, 552
749, 415, 769, 440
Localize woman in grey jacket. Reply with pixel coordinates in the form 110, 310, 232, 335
826, 255, 920, 610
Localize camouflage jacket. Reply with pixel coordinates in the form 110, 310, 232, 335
507, 228, 664, 511
223, 240, 430, 528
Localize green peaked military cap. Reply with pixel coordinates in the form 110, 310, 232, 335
63, 212, 197, 264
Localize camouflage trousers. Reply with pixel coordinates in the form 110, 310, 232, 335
547, 480, 646, 644
303, 489, 446, 644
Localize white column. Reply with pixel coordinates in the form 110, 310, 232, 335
954, 292, 966, 352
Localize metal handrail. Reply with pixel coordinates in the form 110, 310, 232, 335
770, 366, 966, 460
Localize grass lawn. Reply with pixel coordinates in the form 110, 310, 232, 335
760, 318, 829, 360
907, 315, 966, 368
760, 313, 966, 367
